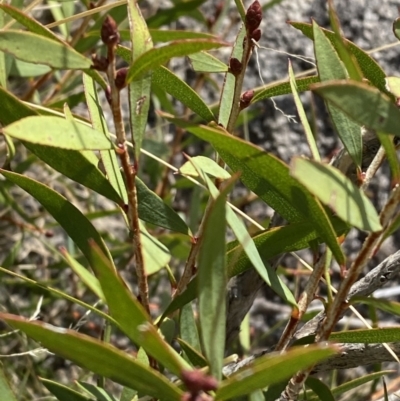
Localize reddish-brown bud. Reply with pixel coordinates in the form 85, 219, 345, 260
181, 370, 218, 394
115, 67, 128, 90
245, 0, 262, 32
240, 89, 254, 110
91, 54, 109, 71
251, 28, 262, 42
229, 57, 242, 76
101, 15, 120, 46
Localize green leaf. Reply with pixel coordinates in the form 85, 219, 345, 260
330, 327, 400, 343
146, 0, 207, 28
0, 31, 91, 69
252, 75, 320, 104
180, 303, 201, 353
61, 248, 105, 302
290, 158, 382, 232
127, 0, 153, 162
385, 76, 400, 97
0, 364, 17, 401
41, 379, 91, 401
0, 9, 7, 88
227, 218, 348, 278
179, 156, 231, 179
10, 59, 51, 77
218, 25, 246, 128
0, 85, 37, 125
198, 180, 229, 380
4, 116, 113, 150
87, 241, 191, 375
313, 20, 362, 167
136, 177, 191, 235
291, 22, 389, 95
0, 170, 113, 268
78, 382, 117, 401
188, 51, 228, 73
127, 39, 228, 83
0, 313, 183, 401
393, 18, 400, 41
172, 120, 345, 264
83, 73, 127, 204
313, 80, 400, 137
0, 3, 63, 43
177, 338, 208, 368
152, 66, 215, 122
351, 296, 400, 317
23, 143, 124, 205
140, 223, 171, 275
305, 377, 335, 401
215, 345, 337, 400
331, 371, 394, 398
289, 60, 320, 161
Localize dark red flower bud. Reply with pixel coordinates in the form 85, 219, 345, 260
90, 54, 109, 71
229, 57, 242, 76
115, 67, 128, 90
251, 28, 262, 42
240, 89, 254, 110
245, 0, 262, 32
200, 376, 218, 392
101, 15, 120, 46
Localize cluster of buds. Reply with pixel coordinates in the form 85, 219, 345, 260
180, 370, 218, 401
245, 0, 262, 42
91, 15, 128, 92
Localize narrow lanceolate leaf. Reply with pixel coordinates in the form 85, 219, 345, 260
179, 156, 231, 180
127, 0, 152, 162
198, 180, 228, 380
152, 66, 215, 122
87, 241, 191, 375
227, 218, 348, 278
41, 379, 91, 401
0, 313, 183, 401
0, 364, 17, 401
289, 60, 320, 161
0, 31, 91, 69
169, 119, 345, 263
290, 158, 382, 232
140, 222, 171, 275
290, 22, 389, 95
330, 327, 400, 343
312, 80, 400, 137
83, 73, 127, 204
196, 169, 296, 306
127, 39, 228, 83
218, 25, 246, 128
215, 345, 337, 400
188, 51, 228, 73
0, 9, 7, 89
136, 177, 191, 236
61, 249, 105, 302
305, 377, 335, 401
0, 170, 113, 268
313, 21, 362, 168
0, 4, 63, 43
351, 296, 400, 316
3, 116, 113, 150
252, 75, 320, 104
